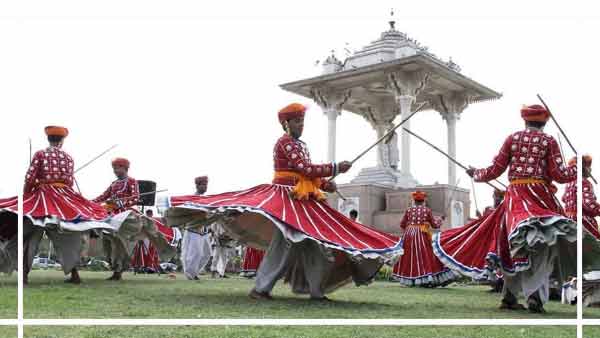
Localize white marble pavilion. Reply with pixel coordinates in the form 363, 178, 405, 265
280, 18, 502, 232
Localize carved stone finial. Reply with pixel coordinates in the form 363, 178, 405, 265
389, 8, 396, 30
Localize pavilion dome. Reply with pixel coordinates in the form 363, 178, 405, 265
341, 22, 460, 73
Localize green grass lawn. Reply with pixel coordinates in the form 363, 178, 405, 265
0, 327, 15, 338
0, 274, 17, 319
23, 326, 577, 338
585, 306, 600, 318
24, 270, 575, 319
586, 326, 600, 338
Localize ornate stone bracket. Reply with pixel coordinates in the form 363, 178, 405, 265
310, 88, 352, 115
387, 70, 431, 97
430, 92, 470, 119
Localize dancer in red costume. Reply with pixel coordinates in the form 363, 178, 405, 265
19, 126, 114, 284
165, 103, 402, 301
392, 191, 456, 287
94, 158, 175, 281
240, 247, 265, 278
435, 104, 576, 313
563, 155, 600, 240
130, 239, 161, 273
130, 209, 176, 274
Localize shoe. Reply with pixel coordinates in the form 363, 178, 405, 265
527, 296, 546, 314
249, 289, 273, 300
499, 301, 526, 311
65, 269, 81, 284
106, 272, 123, 281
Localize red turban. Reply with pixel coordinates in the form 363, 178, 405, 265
411, 190, 427, 202
278, 103, 306, 124
44, 126, 69, 137
195, 176, 208, 184
549, 183, 558, 195
111, 157, 130, 169
521, 104, 550, 122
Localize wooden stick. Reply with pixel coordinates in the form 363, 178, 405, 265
536, 94, 577, 155
74, 144, 118, 174
403, 127, 506, 190
329, 102, 427, 184
537, 94, 597, 184
350, 102, 427, 166
470, 178, 480, 216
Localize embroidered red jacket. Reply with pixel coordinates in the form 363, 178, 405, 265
93, 176, 140, 213
473, 129, 576, 183
562, 181, 577, 217
272, 134, 336, 186
24, 146, 75, 192
582, 179, 600, 217
400, 205, 441, 229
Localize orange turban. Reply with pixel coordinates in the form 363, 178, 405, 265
278, 103, 306, 124
111, 157, 130, 169
568, 157, 577, 166
411, 190, 427, 202
521, 104, 550, 122
44, 126, 69, 137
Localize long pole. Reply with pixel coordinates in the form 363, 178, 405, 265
403, 127, 506, 190
557, 133, 566, 161
470, 178, 480, 216
330, 102, 427, 183
537, 94, 597, 184
536, 94, 577, 155
74, 144, 118, 174
350, 102, 427, 166
28, 138, 32, 164
112, 189, 168, 203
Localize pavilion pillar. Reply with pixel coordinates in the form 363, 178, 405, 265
325, 107, 339, 162
444, 112, 458, 186
387, 70, 430, 184
310, 88, 352, 163
432, 93, 469, 186
397, 95, 415, 176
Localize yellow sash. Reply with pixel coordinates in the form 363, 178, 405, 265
509, 178, 546, 185
274, 171, 325, 201
409, 224, 432, 237
39, 182, 68, 188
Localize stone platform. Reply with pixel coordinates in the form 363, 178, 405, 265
328, 182, 471, 236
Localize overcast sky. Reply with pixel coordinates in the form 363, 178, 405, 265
0, 1, 597, 216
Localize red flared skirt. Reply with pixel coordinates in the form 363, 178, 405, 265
23, 185, 109, 227
131, 241, 160, 272
167, 184, 402, 260
392, 226, 456, 286
434, 182, 576, 280
241, 247, 265, 272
